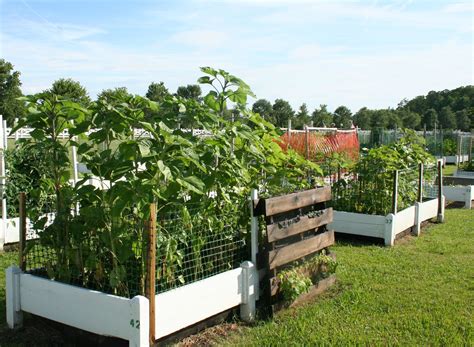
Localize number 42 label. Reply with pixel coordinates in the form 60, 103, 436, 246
130, 319, 140, 329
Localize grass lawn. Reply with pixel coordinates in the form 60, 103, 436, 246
226, 208, 474, 346
443, 164, 458, 176
0, 208, 473, 346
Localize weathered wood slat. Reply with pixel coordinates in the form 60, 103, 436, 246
270, 252, 336, 296
268, 230, 335, 270
254, 187, 331, 216
267, 208, 333, 242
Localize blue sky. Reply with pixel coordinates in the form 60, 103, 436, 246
0, 0, 472, 113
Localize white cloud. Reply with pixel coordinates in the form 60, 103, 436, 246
170, 30, 228, 48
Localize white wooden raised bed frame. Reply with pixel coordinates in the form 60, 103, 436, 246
6, 261, 258, 347
5, 191, 262, 346
443, 185, 473, 209
328, 197, 444, 246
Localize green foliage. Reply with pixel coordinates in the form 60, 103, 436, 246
312, 104, 333, 127
292, 103, 311, 129
333, 106, 352, 129
333, 130, 434, 215
271, 99, 295, 128
145, 81, 170, 103
252, 99, 273, 123
278, 269, 312, 302
15, 67, 321, 296
176, 84, 202, 101
97, 87, 131, 103
3, 146, 53, 217
46, 78, 91, 106
278, 250, 338, 302
442, 138, 457, 156
0, 59, 26, 125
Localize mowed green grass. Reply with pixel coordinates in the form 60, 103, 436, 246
0, 209, 472, 346
443, 164, 458, 176
226, 208, 474, 346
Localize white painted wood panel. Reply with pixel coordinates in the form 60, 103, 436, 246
393, 206, 416, 235
329, 211, 386, 238
154, 268, 243, 339
19, 274, 137, 341
444, 186, 469, 201
418, 198, 438, 221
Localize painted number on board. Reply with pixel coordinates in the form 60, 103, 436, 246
130, 319, 140, 329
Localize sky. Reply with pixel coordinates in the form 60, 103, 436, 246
0, 0, 473, 113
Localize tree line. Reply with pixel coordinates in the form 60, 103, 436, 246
1, 58, 473, 131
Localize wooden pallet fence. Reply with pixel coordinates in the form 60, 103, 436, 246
254, 186, 335, 312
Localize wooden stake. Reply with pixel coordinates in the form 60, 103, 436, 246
19, 192, 27, 271
305, 126, 309, 160
418, 163, 424, 203
146, 203, 157, 345
437, 160, 443, 218
392, 170, 399, 214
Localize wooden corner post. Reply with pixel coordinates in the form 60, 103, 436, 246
418, 163, 424, 203
392, 170, 399, 214
19, 192, 27, 271
146, 203, 157, 345
437, 160, 444, 223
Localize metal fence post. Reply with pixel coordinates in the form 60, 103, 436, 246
392, 170, 399, 214
146, 203, 157, 345
250, 189, 259, 300
19, 192, 27, 271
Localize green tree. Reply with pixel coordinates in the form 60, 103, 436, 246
439, 106, 457, 130
47, 78, 91, 106
146, 81, 170, 102
293, 103, 311, 129
176, 84, 202, 101
423, 108, 438, 130
97, 87, 131, 103
333, 105, 352, 129
386, 109, 402, 129
311, 104, 333, 127
0, 59, 26, 125
398, 109, 421, 130
456, 110, 471, 131
353, 107, 373, 129
252, 99, 273, 123
371, 109, 390, 129
271, 99, 295, 128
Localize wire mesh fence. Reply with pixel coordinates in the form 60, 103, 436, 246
155, 203, 248, 294
422, 164, 439, 200
21, 197, 249, 299
331, 163, 440, 216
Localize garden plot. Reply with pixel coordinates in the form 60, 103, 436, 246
329, 159, 444, 246
330, 198, 442, 246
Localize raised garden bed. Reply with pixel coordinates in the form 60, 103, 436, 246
329, 197, 442, 246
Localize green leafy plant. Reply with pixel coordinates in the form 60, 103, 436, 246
16, 67, 323, 297
332, 130, 435, 215
278, 268, 312, 302
278, 250, 337, 302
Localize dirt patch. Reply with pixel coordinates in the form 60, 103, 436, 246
175, 323, 241, 347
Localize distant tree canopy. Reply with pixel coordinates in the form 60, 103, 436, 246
0, 59, 25, 125
0, 59, 472, 131
176, 84, 202, 101
146, 81, 170, 103
46, 78, 91, 106
97, 87, 132, 103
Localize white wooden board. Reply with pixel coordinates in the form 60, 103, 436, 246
155, 268, 243, 339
